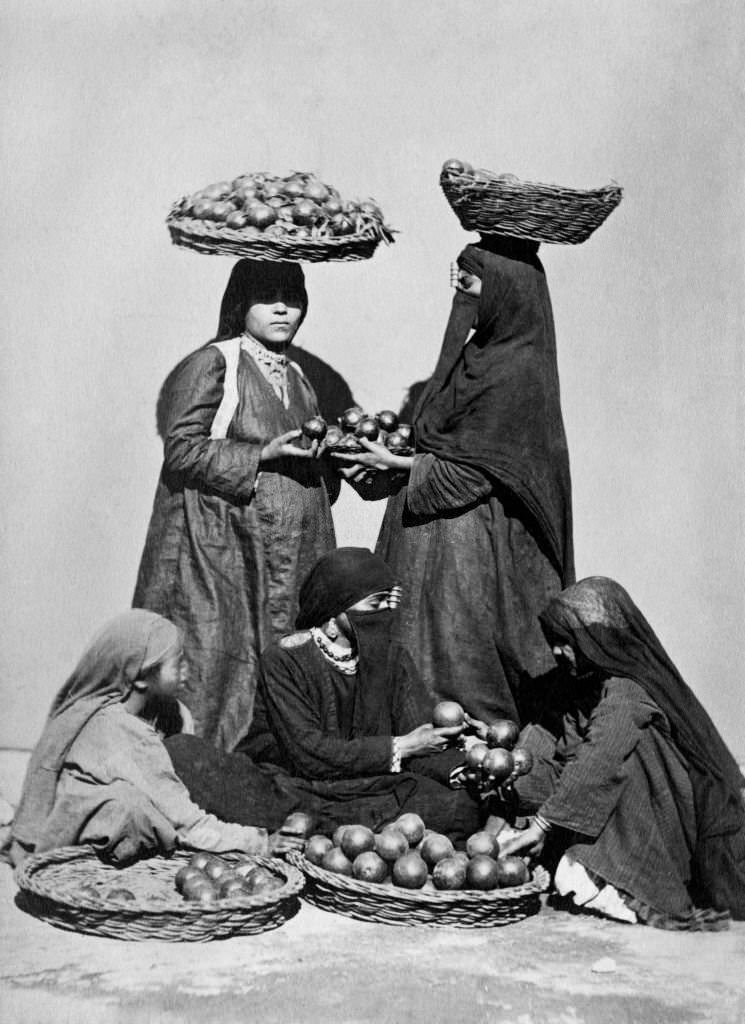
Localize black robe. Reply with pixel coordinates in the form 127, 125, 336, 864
216, 631, 481, 842
376, 238, 573, 724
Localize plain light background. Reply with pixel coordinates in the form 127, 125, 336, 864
1, 1, 743, 756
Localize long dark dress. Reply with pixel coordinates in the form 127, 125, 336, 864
134, 341, 335, 751
377, 459, 561, 724
376, 237, 573, 725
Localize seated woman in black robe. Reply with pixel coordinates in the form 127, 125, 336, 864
498, 577, 745, 929
167, 548, 481, 843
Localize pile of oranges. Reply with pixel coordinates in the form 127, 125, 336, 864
171, 170, 394, 244
305, 813, 530, 893
174, 852, 285, 905
302, 406, 414, 455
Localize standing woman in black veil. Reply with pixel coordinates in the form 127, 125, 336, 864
134, 259, 336, 751
334, 235, 574, 726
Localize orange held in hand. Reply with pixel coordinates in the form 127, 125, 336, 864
432, 700, 465, 729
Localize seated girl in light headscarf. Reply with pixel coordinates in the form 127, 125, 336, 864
9, 610, 303, 867
497, 577, 745, 929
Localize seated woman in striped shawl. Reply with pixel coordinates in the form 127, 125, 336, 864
497, 577, 745, 929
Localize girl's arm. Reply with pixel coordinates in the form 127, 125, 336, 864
104, 712, 270, 854
161, 348, 320, 501
161, 347, 264, 501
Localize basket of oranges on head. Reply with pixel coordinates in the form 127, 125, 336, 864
288, 702, 549, 928
15, 842, 305, 941
439, 158, 622, 245
166, 170, 396, 263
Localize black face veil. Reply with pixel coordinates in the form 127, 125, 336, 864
412, 237, 574, 584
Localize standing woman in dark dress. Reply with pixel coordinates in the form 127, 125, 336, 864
134, 259, 336, 751
335, 235, 574, 726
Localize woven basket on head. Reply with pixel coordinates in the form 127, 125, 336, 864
288, 850, 549, 928
166, 169, 395, 263
166, 212, 386, 263
15, 845, 304, 942
440, 165, 622, 244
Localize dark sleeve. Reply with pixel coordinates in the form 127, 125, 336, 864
512, 723, 563, 813
539, 680, 658, 836
161, 347, 262, 502
406, 453, 491, 517
259, 645, 393, 780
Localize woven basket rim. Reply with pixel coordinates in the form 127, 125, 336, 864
288, 850, 549, 908
166, 201, 393, 263
439, 167, 623, 244
440, 169, 623, 199
16, 844, 305, 918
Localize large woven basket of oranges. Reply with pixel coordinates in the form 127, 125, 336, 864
166, 170, 395, 263
15, 845, 304, 941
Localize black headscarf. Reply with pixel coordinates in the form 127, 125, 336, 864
540, 576, 745, 914
413, 235, 574, 583
295, 548, 406, 741
215, 258, 308, 341
296, 547, 395, 629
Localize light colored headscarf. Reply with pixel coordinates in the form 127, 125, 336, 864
12, 610, 181, 849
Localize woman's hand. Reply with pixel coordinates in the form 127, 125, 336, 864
268, 831, 306, 855
260, 429, 320, 462
397, 723, 464, 758
332, 437, 414, 473
498, 820, 546, 859
463, 712, 490, 742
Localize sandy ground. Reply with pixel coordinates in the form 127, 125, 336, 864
2, 750, 744, 1024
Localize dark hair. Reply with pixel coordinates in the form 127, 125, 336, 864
215, 258, 308, 341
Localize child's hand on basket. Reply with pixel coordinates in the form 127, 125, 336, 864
269, 831, 306, 855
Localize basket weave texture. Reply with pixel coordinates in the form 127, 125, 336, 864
15, 845, 304, 942
440, 168, 622, 244
166, 212, 385, 263
288, 850, 549, 928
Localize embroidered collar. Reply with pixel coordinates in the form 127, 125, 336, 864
241, 332, 289, 370
241, 333, 290, 406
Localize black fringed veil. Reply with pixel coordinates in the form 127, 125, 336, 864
413, 236, 574, 583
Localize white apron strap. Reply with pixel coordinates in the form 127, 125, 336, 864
209, 337, 242, 440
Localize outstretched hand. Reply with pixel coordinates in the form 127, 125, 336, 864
398, 722, 464, 758
331, 437, 413, 473
261, 429, 320, 462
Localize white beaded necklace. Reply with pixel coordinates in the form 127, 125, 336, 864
241, 333, 290, 407
310, 628, 359, 675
